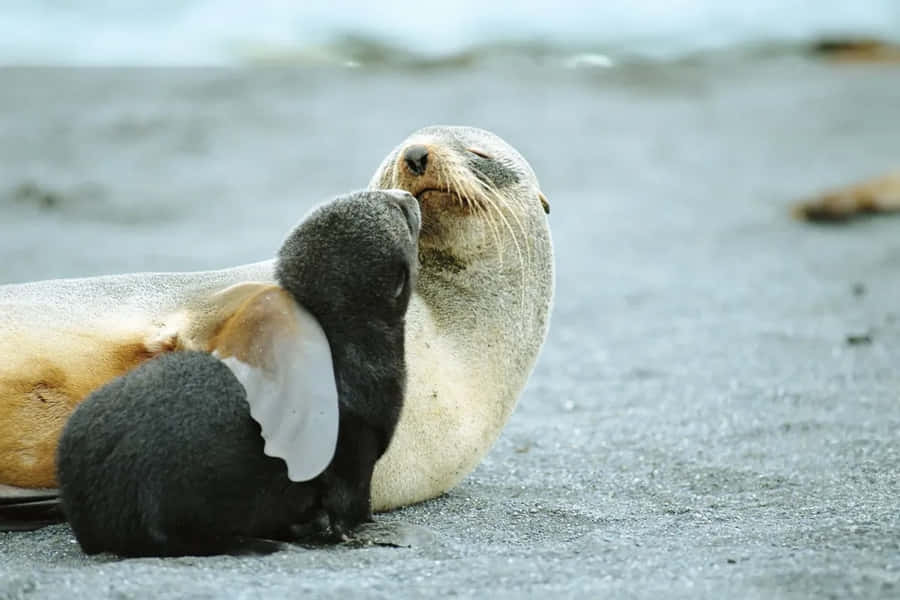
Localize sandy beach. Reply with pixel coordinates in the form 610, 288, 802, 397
1, 55, 899, 598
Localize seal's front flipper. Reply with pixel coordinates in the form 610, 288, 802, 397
0, 487, 64, 531
210, 285, 339, 484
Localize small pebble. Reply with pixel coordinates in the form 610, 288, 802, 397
845, 333, 873, 346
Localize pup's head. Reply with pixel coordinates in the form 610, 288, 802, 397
275, 189, 420, 332
275, 189, 420, 440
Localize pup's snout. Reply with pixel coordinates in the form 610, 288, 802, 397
384, 189, 421, 240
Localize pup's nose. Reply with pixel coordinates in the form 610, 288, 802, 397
385, 190, 421, 239
403, 145, 429, 176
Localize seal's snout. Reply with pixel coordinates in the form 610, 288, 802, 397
403, 145, 429, 176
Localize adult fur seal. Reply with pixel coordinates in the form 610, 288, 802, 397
0, 125, 554, 526
57, 190, 420, 556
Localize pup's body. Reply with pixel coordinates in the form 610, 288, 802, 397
55, 190, 420, 556
58, 351, 318, 556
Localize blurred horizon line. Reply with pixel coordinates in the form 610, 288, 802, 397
1, 0, 898, 67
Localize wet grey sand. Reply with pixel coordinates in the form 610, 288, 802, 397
1, 56, 899, 598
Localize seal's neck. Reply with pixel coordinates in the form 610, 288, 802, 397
414, 220, 554, 409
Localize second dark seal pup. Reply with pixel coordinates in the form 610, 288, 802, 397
56, 189, 421, 557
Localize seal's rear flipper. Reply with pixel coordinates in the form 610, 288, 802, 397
0, 488, 64, 531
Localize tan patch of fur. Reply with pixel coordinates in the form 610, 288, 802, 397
794, 171, 900, 222
0, 281, 278, 488
207, 285, 295, 370
176, 282, 273, 351
0, 331, 167, 487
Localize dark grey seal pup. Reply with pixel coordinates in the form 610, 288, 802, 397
56, 189, 420, 557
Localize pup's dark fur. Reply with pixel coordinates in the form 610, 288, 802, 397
56, 190, 420, 557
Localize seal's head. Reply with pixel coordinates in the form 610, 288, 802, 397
369, 125, 552, 321
370, 126, 548, 250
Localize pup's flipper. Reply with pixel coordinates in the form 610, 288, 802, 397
210, 285, 339, 483
0, 487, 64, 531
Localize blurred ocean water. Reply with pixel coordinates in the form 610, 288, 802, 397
1, 0, 899, 66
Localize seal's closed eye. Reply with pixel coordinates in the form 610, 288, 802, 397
467, 147, 492, 159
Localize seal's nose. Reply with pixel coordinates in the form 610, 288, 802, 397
403, 145, 429, 176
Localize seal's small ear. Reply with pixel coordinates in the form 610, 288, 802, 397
539, 192, 550, 214
210, 286, 339, 482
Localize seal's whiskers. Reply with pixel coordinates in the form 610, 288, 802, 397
469, 175, 529, 312
451, 164, 504, 267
